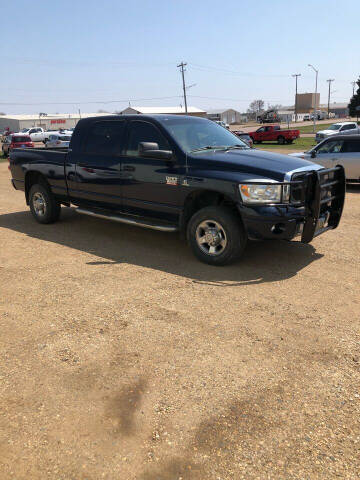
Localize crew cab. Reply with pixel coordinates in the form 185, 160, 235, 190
315, 122, 360, 143
19, 127, 47, 142
2, 134, 34, 156
9, 115, 345, 265
249, 125, 300, 144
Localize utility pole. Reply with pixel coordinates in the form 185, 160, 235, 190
327, 79, 334, 119
177, 62, 188, 114
351, 81, 356, 97
292, 73, 301, 122
308, 64, 318, 133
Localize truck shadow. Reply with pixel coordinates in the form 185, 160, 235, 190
0, 208, 323, 285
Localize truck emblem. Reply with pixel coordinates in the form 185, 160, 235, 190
166, 176, 178, 185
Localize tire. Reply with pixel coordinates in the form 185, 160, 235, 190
187, 206, 247, 266
29, 183, 61, 224
277, 136, 285, 144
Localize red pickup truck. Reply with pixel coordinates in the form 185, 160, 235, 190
249, 125, 300, 145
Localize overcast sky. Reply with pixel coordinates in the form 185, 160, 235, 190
0, 0, 359, 115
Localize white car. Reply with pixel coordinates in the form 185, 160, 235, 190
289, 135, 360, 181
45, 133, 72, 149
315, 122, 360, 142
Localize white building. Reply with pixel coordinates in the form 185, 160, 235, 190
118, 106, 206, 117
0, 112, 115, 133
207, 109, 247, 125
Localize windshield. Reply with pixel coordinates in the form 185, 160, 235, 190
160, 117, 248, 153
327, 124, 341, 131
13, 136, 31, 142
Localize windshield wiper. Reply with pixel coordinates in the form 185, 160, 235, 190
190, 145, 228, 153
220, 145, 248, 151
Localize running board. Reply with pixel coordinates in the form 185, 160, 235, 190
75, 208, 178, 232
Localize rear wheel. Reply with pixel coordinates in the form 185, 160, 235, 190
29, 183, 61, 224
187, 206, 247, 266
277, 136, 285, 144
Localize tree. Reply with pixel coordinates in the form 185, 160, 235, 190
348, 77, 360, 117
268, 104, 282, 112
248, 99, 265, 114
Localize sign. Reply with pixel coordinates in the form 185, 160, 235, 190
50, 119, 66, 124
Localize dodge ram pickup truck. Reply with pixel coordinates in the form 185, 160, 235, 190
9, 115, 345, 265
249, 125, 300, 144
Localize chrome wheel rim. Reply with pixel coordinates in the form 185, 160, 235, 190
195, 220, 227, 256
32, 192, 47, 217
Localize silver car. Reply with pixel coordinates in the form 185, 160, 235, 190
45, 133, 72, 149
289, 135, 360, 181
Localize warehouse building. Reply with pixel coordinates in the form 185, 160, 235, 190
118, 106, 207, 117
0, 112, 115, 133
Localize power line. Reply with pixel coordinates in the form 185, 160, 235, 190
0, 95, 182, 106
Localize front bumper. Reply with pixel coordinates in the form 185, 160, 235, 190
237, 166, 346, 243
238, 204, 305, 241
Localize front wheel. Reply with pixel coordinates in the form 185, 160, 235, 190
277, 136, 285, 144
187, 206, 247, 266
29, 183, 61, 224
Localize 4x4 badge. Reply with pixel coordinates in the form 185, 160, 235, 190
166, 176, 178, 185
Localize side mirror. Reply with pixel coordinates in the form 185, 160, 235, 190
311, 150, 316, 159
139, 142, 173, 160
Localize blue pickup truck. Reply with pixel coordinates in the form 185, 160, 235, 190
9, 115, 345, 265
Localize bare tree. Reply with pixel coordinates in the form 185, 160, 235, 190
248, 99, 265, 114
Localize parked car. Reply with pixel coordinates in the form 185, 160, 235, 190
303, 114, 311, 121
215, 120, 229, 130
9, 115, 345, 265
45, 133, 72, 149
289, 135, 360, 182
232, 130, 253, 147
315, 122, 360, 143
249, 125, 300, 144
19, 127, 47, 142
2, 134, 34, 156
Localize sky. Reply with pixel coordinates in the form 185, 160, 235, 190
0, 0, 359, 115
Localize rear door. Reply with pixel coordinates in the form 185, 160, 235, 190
69, 120, 126, 210
121, 120, 182, 222
339, 124, 358, 136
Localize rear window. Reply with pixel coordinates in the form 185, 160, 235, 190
12, 136, 31, 142
84, 121, 126, 155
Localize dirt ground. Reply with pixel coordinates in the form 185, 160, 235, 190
0, 163, 359, 480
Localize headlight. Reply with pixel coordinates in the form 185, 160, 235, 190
239, 183, 288, 204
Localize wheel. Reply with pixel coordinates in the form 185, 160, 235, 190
29, 183, 61, 224
277, 136, 285, 144
187, 206, 247, 266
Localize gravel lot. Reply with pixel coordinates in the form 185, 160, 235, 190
0, 162, 359, 479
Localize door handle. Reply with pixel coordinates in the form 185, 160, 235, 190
123, 165, 135, 172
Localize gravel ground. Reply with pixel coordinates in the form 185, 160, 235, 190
0, 163, 359, 480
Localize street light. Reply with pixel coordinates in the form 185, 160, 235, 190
292, 74, 301, 122
308, 64, 318, 133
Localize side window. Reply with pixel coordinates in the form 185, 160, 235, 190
264, 126, 270, 132
344, 140, 360, 153
317, 140, 343, 154
341, 124, 356, 131
84, 121, 125, 155
126, 121, 170, 156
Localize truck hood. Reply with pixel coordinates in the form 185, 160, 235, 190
188, 148, 317, 182
317, 129, 337, 135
